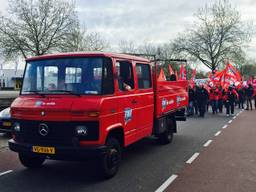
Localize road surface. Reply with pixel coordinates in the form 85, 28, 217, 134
0, 109, 244, 192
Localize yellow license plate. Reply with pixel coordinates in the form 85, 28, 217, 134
3, 121, 12, 127
32, 146, 55, 154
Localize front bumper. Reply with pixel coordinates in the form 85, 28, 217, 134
8, 139, 108, 161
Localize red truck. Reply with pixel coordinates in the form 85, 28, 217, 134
9, 52, 188, 178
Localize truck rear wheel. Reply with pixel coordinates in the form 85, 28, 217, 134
158, 117, 174, 145
100, 137, 121, 179
19, 153, 45, 168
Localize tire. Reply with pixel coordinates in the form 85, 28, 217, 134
158, 117, 174, 145
19, 153, 45, 168
100, 137, 122, 179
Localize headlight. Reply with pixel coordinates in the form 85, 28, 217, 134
76, 126, 88, 136
13, 122, 21, 132
0, 107, 11, 119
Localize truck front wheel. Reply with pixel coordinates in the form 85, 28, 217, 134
100, 137, 121, 179
19, 153, 45, 168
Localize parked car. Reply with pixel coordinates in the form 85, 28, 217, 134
0, 107, 12, 134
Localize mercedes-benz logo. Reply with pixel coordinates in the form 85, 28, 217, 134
38, 123, 49, 136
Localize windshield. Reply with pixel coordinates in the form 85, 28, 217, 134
21, 57, 114, 95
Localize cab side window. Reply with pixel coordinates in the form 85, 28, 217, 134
102, 58, 114, 94
136, 63, 152, 89
116, 61, 134, 91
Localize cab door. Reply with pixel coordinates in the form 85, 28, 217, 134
114, 59, 138, 146
135, 63, 154, 139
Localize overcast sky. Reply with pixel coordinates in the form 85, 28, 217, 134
0, 0, 256, 70
75, 0, 256, 56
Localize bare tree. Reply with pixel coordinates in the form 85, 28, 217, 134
118, 40, 138, 53
60, 24, 109, 52
119, 40, 161, 59
172, 0, 252, 73
0, 0, 77, 60
83, 32, 109, 51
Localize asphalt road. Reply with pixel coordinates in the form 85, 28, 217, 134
0, 110, 241, 192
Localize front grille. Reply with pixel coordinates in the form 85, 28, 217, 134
14, 120, 99, 146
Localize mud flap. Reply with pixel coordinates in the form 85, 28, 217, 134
153, 117, 167, 135
175, 108, 186, 121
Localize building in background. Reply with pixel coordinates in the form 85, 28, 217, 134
0, 69, 23, 90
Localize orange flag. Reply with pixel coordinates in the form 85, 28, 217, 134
158, 68, 166, 81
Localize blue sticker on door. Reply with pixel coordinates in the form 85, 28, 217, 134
124, 108, 132, 124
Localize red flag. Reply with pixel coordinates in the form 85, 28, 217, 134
247, 76, 253, 84
179, 64, 186, 80
190, 68, 197, 88
225, 63, 242, 81
157, 68, 166, 81
222, 62, 242, 88
168, 64, 174, 75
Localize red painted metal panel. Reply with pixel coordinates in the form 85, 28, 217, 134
11, 52, 188, 148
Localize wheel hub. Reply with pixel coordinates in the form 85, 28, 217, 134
107, 148, 118, 168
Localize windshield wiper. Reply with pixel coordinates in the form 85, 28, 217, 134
48, 90, 81, 96
23, 90, 45, 97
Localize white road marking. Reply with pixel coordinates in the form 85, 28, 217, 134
0, 170, 13, 177
186, 153, 200, 164
203, 140, 212, 147
228, 120, 232, 124
155, 174, 178, 192
233, 116, 236, 119
222, 125, 228, 129
215, 131, 221, 136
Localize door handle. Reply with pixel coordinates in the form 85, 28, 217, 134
131, 99, 137, 104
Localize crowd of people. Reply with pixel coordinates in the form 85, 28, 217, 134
187, 83, 255, 118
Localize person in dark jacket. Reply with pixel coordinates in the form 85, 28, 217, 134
196, 85, 209, 117
245, 84, 254, 110
193, 86, 199, 115
238, 86, 245, 109
224, 86, 238, 116
187, 86, 195, 116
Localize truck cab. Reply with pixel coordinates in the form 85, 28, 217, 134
9, 52, 188, 178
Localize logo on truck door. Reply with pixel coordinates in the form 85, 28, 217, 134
162, 98, 167, 110
124, 108, 132, 124
176, 96, 186, 106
